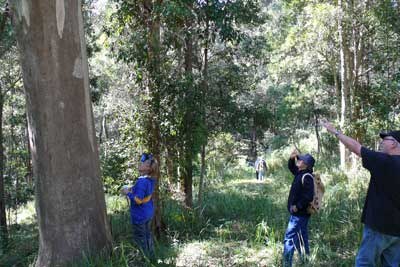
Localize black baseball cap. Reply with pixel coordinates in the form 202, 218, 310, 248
379, 131, 400, 143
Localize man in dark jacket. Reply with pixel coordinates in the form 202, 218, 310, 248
322, 120, 400, 266
283, 149, 315, 267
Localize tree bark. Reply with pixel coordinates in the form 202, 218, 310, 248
10, 1, 112, 266
25, 118, 33, 185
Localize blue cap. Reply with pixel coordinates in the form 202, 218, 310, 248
140, 153, 153, 162
297, 153, 315, 168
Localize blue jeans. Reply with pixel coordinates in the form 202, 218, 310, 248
132, 220, 154, 258
355, 225, 400, 267
283, 215, 310, 267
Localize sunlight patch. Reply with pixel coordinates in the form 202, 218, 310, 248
176, 240, 281, 266
176, 242, 208, 267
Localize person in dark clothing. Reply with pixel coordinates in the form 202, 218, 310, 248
283, 149, 315, 267
255, 157, 260, 180
322, 120, 400, 266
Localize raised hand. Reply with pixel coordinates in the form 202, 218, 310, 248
290, 149, 299, 159
320, 119, 337, 134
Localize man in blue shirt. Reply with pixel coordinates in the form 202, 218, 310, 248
322, 120, 400, 266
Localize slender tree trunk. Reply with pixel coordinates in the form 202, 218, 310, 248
338, 0, 349, 169
165, 144, 173, 184
0, 1, 10, 246
183, 151, 193, 208
142, 0, 164, 237
11, 1, 112, 265
98, 113, 103, 144
250, 118, 257, 161
198, 13, 209, 211
332, 63, 340, 122
182, 14, 194, 208
0, 90, 8, 246
9, 105, 17, 224
102, 115, 108, 139
0, 2, 10, 51
351, 8, 363, 168
198, 143, 206, 211
313, 110, 321, 155
166, 141, 178, 185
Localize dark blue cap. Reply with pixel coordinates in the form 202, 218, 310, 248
140, 153, 153, 162
297, 153, 315, 168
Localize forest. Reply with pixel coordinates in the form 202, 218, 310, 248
0, 0, 400, 266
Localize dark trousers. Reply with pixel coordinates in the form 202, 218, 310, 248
132, 219, 154, 259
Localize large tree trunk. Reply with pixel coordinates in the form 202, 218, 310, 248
11, 1, 112, 266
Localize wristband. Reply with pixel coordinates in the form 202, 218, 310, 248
334, 130, 340, 137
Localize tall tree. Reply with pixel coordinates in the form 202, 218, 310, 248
142, 0, 164, 237
338, 0, 350, 168
111, 0, 165, 235
10, 1, 112, 266
0, 0, 12, 246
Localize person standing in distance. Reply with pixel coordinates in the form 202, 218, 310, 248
321, 120, 400, 266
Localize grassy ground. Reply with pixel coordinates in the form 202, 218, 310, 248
0, 153, 368, 266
